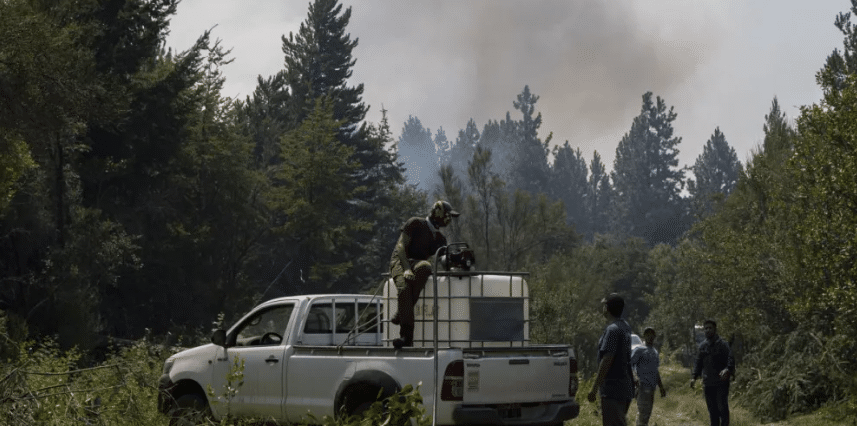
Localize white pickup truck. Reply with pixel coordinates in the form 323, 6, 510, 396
158, 272, 580, 425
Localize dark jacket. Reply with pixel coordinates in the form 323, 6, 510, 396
390, 217, 447, 264
693, 335, 735, 387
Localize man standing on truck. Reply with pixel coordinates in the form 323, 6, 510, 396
690, 319, 735, 426
389, 200, 459, 349
588, 293, 634, 426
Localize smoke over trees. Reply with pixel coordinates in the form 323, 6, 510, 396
2, 0, 856, 420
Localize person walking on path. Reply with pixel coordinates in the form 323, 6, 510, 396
630, 327, 667, 426
690, 319, 736, 426
587, 293, 635, 426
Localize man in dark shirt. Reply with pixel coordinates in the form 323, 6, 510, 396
588, 293, 634, 426
389, 201, 459, 349
691, 319, 736, 426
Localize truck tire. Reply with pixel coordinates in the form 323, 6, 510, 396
340, 383, 383, 418
168, 393, 210, 426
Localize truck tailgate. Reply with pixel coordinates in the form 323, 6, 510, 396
461, 347, 570, 404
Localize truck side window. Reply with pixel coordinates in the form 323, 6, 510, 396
234, 304, 294, 346
304, 302, 381, 334
304, 306, 332, 334
356, 303, 379, 333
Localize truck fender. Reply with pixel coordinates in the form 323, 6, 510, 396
334, 370, 401, 417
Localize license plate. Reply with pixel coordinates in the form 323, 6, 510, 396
498, 404, 521, 419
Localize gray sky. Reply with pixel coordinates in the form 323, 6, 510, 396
166, 0, 847, 174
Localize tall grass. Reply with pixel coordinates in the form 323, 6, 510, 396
570, 362, 854, 426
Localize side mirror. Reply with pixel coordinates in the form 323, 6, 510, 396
211, 329, 227, 347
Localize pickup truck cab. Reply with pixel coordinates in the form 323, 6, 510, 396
158, 272, 580, 425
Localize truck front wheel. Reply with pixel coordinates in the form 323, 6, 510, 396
169, 393, 210, 426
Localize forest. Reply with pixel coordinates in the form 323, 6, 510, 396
1, 0, 856, 423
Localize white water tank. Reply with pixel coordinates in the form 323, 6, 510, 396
382, 273, 530, 348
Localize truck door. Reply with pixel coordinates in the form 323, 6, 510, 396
212, 303, 295, 421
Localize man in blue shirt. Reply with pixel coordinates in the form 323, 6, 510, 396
630, 327, 667, 426
588, 293, 634, 426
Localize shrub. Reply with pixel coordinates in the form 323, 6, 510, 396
737, 328, 856, 422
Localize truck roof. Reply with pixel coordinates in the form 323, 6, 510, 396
256, 294, 378, 308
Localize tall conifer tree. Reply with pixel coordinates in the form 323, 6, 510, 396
611, 92, 685, 245
550, 142, 589, 234
688, 127, 742, 218
588, 151, 612, 237
510, 85, 551, 195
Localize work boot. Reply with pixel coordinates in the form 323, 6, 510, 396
399, 324, 414, 348
392, 338, 405, 349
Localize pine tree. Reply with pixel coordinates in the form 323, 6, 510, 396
467, 145, 503, 266
611, 92, 686, 245
588, 151, 612, 237
397, 116, 437, 192
550, 142, 589, 234
688, 127, 743, 218
269, 97, 369, 286
268, 0, 403, 292
434, 127, 451, 167
433, 164, 464, 243
510, 85, 551, 195
281, 0, 366, 131
447, 118, 480, 180
239, 72, 291, 167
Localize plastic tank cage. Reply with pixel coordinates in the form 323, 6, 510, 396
383, 272, 530, 349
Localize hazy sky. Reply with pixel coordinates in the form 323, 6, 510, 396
165, 0, 848, 174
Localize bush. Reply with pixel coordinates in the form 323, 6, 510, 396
736, 329, 856, 422
0, 334, 170, 425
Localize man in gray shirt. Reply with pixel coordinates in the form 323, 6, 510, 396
630, 327, 667, 426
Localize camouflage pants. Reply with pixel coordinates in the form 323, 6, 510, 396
390, 257, 432, 332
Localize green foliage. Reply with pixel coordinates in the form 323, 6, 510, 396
644, 241, 706, 353
281, 0, 366, 131
467, 145, 504, 266
737, 329, 854, 422
398, 115, 438, 192
269, 97, 370, 284
550, 142, 589, 234
509, 85, 552, 195
792, 73, 857, 335
688, 127, 743, 219
0, 133, 36, 215
305, 384, 432, 426
0, 335, 169, 426
462, 182, 575, 272
529, 236, 652, 376
587, 151, 613, 238
611, 92, 687, 246
434, 164, 464, 242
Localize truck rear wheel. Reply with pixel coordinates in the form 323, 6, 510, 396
341, 383, 384, 418
169, 393, 210, 426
